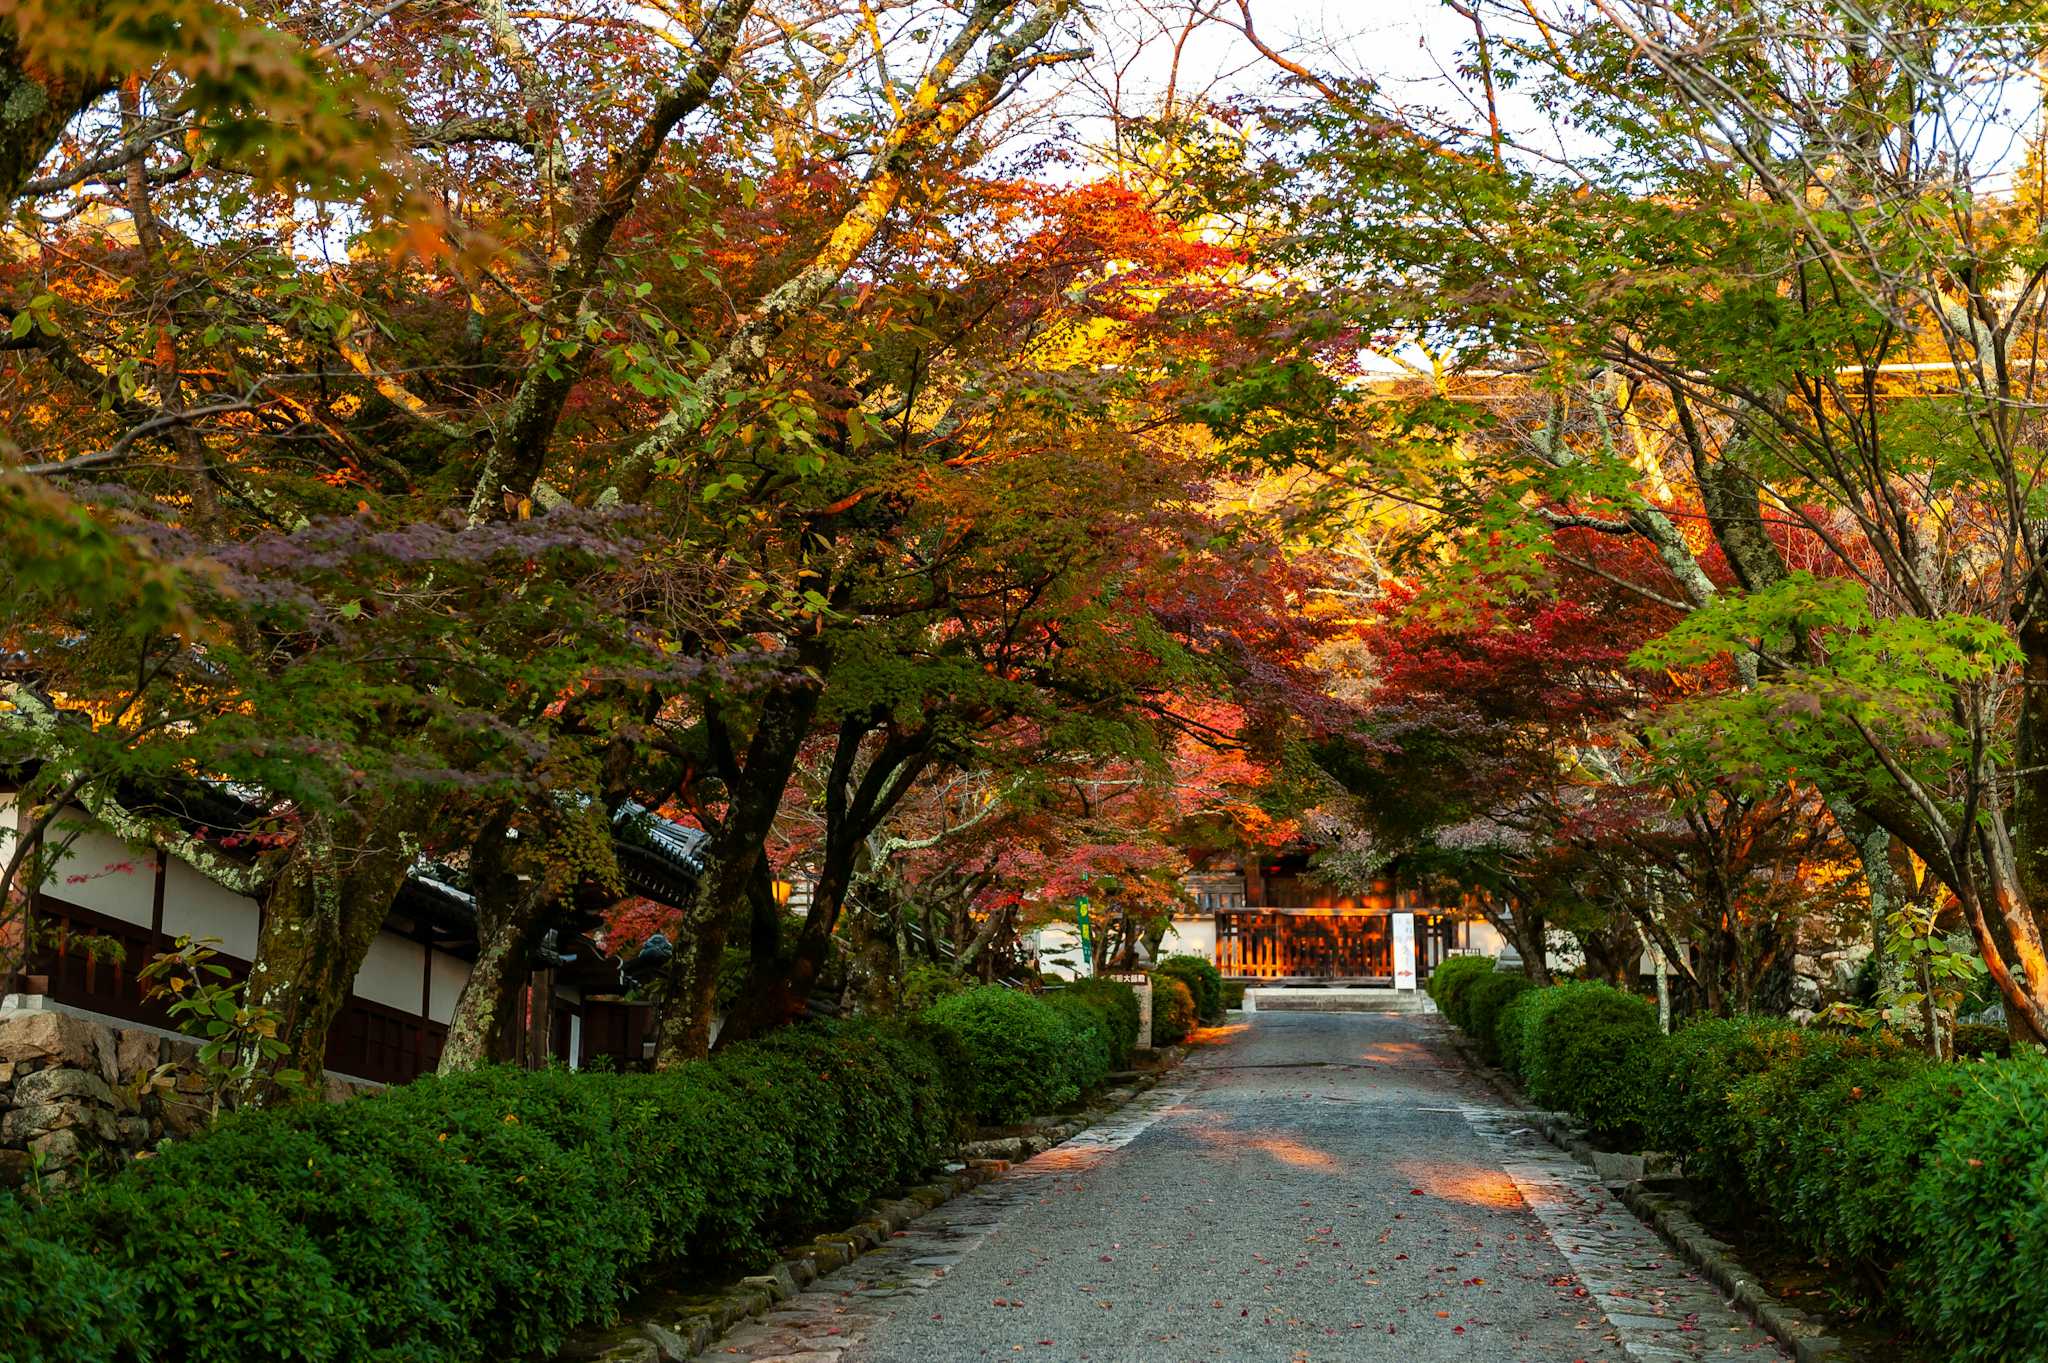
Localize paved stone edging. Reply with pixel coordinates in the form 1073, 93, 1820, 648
561, 1054, 1187, 1363
1462, 1104, 1794, 1361
1619, 1177, 1843, 1363
1439, 1024, 1849, 1363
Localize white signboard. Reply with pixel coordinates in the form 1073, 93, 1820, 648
1392, 912, 1417, 991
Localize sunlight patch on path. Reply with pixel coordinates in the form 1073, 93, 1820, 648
707, 1084, 1195, 1362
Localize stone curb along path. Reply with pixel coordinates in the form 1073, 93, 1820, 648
1439, 1025, 1847, 1363
561, 1051, 1192, 1363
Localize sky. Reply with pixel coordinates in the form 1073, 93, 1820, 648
1076, 1, 1482, 115
1039, 1, 1571, 176
1061, 0, 2044, 190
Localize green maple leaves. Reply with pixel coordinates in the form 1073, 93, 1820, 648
1636, 573, 2017, 797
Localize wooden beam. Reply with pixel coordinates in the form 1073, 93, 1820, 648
415, 943, 432, 1077
146, 852, 167, 1004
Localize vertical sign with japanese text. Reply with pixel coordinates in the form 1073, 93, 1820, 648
1392, 912, 1417, 991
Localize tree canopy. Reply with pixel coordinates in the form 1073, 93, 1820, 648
10, 0, 2048, 1078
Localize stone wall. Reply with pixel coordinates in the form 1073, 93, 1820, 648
1789, 941, 1873, 1014
0, 998, 209, 1189
1784, 910, 1876, 1018
0, 997, 374, 1190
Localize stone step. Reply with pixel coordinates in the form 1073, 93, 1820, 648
1246, 987, 1431, 1014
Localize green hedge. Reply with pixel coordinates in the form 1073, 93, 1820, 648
1439, 982, 2048, 1363
920, 984, 1089, 1123
1057, 978, 1142, 1068
1151, 974, 1196, 1044
1903, 1055, 2048, 1360
900, 962, 969, 1012
1427, 954, 1494, 1025
1155, 955, 1224, 1024
1951, 1021, 2011, 1058
1525, 982, 1660, 1146
1221, 980, 1247, 1011
1043, 992, 1114, 1093
1493, 984, 1545, 1079
1637, 1015, 1801, 1196
0, 1195, 138, 1363
1487, 980, 1661, 1145
0, 1020, 960, 1363
1462, 971, 1532, 1066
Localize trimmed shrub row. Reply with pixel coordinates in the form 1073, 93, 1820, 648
1439, 972, 2048, 1363
3, 981, 1148, 1363
1501, 980, 1660, 1147
1460, 970, 1532, 1067
1151, 974, 1196, 1044
1426, 953, 1494, 1026
921, 979, 1142, 1125
1060, 977, 1144, 1068
1, 1020, 960, 1363
1155, 955, 1225, 1025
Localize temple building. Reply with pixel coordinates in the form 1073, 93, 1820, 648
1035, 848, 1504, 986
1, 787, 705, 1084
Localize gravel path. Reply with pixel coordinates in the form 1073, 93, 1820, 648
709, 1011, 1789, 1363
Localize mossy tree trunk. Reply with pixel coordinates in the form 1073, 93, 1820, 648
438, 808, 550, 1072
1, 18, 116, 206
247, 799, 425, 1094
841, 889, 903, 1018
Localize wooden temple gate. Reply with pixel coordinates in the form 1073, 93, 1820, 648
1213, 909, 1462, 981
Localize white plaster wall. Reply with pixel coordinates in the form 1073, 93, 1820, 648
39, 809, 154, 927
1463, 919, 1506, 956
1031, 925, 1084, 979
1545, 928, 1585, 976
354, 930, 427, 1013
1159, 917, 1216, 963
427, 948, 468, 1025
160, 858, 261, 960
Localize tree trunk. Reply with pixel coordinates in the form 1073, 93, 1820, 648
651, 853, 746, 1064
718, 856, 814, 1043
720, 853, 849, 1042
438, 811, 549, 1072
1489, 898, 1550, 985
650, 681, 819, 1067
955, 900, 1007, 973
2007, 602, 2048, 1042
1577, 918, 1636, 986
247, 802, 423, 1094
718, 731, 929, 1044
841, 893, 902, 1017
0, 23, 115, 206
438, 927, 531, 1071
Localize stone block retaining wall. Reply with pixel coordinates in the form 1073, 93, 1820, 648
0, 997, 371, 1190
0, 998, 216, 1188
